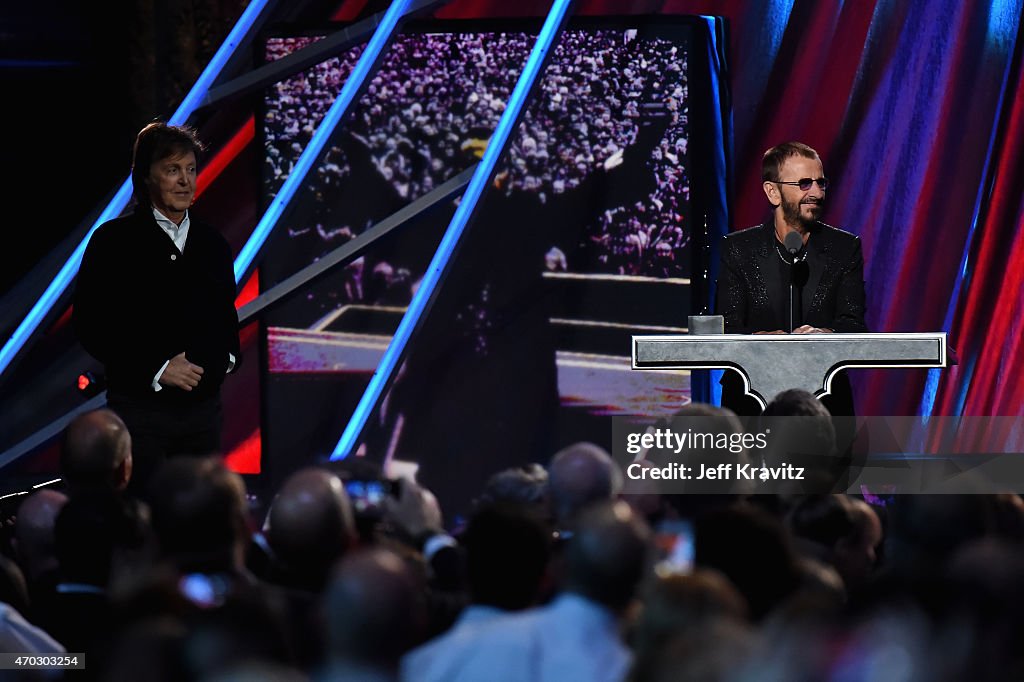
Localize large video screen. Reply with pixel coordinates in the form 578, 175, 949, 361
264, 27, 691, 284
259, 19, 726, 513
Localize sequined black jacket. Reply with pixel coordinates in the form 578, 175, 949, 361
715, 221, 868, 334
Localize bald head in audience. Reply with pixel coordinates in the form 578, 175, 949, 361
565, 500, 651, 614
548, 442, 623, 526
61, 408, 132, 496
14, 489, 68, 581
326, 547, 423, 675
265, 467, 357, 591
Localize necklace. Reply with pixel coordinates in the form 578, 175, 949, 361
774, 234, 809, 264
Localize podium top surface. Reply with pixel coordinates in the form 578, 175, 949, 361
632, 332, 948, 408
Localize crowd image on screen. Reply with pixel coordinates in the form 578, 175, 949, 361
263, 29, 692, 311
4, 402, 1024, 681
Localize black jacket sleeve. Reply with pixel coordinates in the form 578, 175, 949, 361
74, 226, 170, 385
716, 235, 751, 334
829, 236, 868, 333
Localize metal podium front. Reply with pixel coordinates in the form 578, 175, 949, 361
632, 333, 948, 410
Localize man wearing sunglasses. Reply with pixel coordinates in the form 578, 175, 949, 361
715, 141, 867, 416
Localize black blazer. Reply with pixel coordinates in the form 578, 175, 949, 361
74, 209, 240, 404
716, 221, 868, 334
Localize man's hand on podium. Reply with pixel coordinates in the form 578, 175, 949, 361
751, 327, 834, 334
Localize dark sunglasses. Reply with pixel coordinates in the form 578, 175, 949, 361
775, 177, 829, 191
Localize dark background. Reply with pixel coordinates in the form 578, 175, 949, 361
0, 0, 242, 296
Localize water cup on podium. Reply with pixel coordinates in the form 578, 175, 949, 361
687, 315, 724, 335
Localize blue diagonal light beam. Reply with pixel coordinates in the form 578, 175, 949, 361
332, 0, 576, 460
233, 0, 414, 284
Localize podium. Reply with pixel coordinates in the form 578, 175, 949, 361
632, 333, 948, 410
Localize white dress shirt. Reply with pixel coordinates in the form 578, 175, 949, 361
402, 594, 631, 682
401, 605, 505, 681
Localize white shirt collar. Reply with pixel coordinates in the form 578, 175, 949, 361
153, 207, 190, 251
152, 206, 189, 229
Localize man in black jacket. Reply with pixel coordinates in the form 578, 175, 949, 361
74, 123, 240, 495
716, 141, 867, 416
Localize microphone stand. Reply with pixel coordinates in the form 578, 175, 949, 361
783, 231, 803, 333
789, 276, 794, 333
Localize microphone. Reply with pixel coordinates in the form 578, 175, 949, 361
784, 231, 803, 256
783, 232, 803, 332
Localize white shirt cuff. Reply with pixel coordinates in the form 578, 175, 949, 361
227, 352, 236, 373
152, 360, 170, 392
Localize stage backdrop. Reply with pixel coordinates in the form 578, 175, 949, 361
348, 0, 1024, 417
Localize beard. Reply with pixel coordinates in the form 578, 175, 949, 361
781, 196, 823, 230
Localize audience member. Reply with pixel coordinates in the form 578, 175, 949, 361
0, 599, 65, 655
941, 539, 1024, 680
60, 408, 133, 497
787, 494, 856, 562
548, 442, 623, 529
474, 464, 549, 515
39, 494, 151, 673
260, 467, 358, 668
410, 501, 650, 682
102, 618, 188, 682
204, 660, 309, 682
884, 493, 993, 583
629, 570, 749, 682
831, 498, 882, 591
403, 503, 551, 679
380, 479, 465, 638
263, 467, 357, 593
179, 588, 296, 680
147, 457, 251, 578
650, 403, 752, 519
12, 489, 68, 604
695, 503, 803, 621
990, 491, 1024, 543
0, 555, 31, 619
868, 492, 994, 618
630, 619, 758, 682
325, 547, 425, 681
618, 460, 669, 527
760, 389, 839, 493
